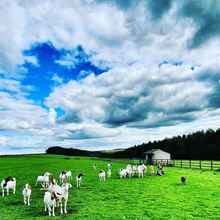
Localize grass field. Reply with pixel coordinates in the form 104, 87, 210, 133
0, 155, 220, 220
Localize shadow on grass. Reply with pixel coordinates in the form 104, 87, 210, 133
175, 183, 187, 186
63, 157, 71, 160
27, 207, 79, 217
6, 200, 21, 206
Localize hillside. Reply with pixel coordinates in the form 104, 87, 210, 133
46, 128, 220, 160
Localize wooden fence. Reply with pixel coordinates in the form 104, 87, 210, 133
172, 160, 220, 170
132, 159, 220, 170
110, 158, 220, 171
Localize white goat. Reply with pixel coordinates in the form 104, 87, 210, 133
1, 177, 16, 197
126, 165, 133, 178
59, 171, 72, 183
44, 172, 51, 176
119, 165, 133, 179
36, 173, 50, 188
119, 168, 128, 179
76, 173, 83, 188
58, 183, 72, 214
137, 164, 147, 178
49, 183, 72, 214
132, 165, 138, 176
98, 170, 106, 181
126, 164, 133, 178
22, 183, 32, 205
44, 191, 56, 216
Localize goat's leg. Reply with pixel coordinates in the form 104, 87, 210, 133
52, 205, 55, 216
64, 199, 67, 214
2, 188, 4, 197
13, 186, 16, 194
7, 187, 9, 195
44, 204, 47, 212
27, 196, 30, 206
48, 205, 51, 216
24, 196, 27, 205
60, 201, 63, 214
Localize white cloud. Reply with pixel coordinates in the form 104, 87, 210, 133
0, 0, 130, 74
46, 62, 213, 127
48, 108, 56, 126
24, 55, 39, 66
1, 0, 220, 153
0, 92, 48, 132
51, 73, 63, 85
0, 136, 8, 146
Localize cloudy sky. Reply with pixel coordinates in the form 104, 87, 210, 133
1, 0, 220, 154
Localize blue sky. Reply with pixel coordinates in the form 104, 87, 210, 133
1, 0, 220, 154
21, 42, 108, 104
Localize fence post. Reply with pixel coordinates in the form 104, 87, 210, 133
211, 160, 213, 170
189, 160, 191, 169
181, 160, 182, 168
173, 159, 175, 167
200, 160, 202, 169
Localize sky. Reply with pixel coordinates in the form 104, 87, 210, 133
1, 0, 220, 154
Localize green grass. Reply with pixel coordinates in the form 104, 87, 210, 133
0, 155, 220, 220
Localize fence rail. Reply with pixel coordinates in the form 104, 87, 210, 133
137, 159, 220, 170
172, 160, 220, 170
114, 158, 220, 171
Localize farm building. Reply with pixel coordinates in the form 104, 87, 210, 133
145, 149, 171, 161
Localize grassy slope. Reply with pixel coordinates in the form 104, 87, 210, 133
0, 155, 220, 220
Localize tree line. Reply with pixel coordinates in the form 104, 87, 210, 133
46, 128, 220, 159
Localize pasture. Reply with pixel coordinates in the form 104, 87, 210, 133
0, 155, 220, 220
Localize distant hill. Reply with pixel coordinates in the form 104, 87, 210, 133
46, 146, 103, 157
46, 146, 130, 159
46, 128, 220, 160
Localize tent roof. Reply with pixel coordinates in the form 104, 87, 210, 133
144, 149, 170, 154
